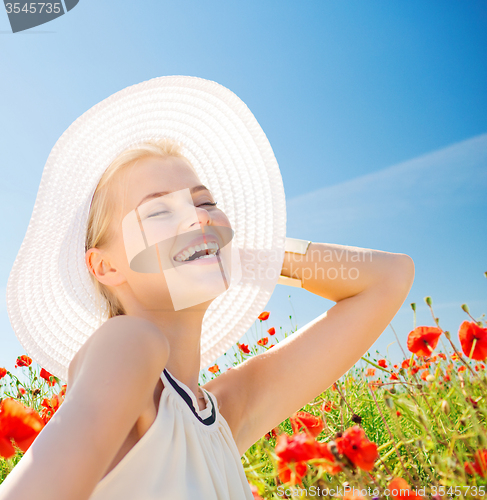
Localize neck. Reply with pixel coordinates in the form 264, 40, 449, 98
122, 298, 213, 397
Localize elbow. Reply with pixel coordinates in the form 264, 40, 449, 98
389, 253, 415, 296
398, 253, 415, 278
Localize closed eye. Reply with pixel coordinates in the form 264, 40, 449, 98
147, 202, 217, 218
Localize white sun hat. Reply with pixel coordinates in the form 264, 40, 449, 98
6, 75, 287, 383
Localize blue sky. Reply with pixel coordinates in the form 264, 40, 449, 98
0, 1, 486, 380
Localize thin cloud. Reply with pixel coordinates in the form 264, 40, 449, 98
287, 133, 487, 239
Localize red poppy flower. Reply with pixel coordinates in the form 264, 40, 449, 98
464, 449, 487, 478
378, 359, 387, 368
258, 311, 270, 321
390, 372, 399, 381
396, 411, 401, 417
290, 411, 324, 437
0, 398, 45, 459
468, 397, 479, 408
458, 365, 466, 373
15, 355, 32, 368
314, 441, 342, 474
335, 425, 379, 471
40, 393, 64, 425
438, 353, 446, 360
407, 327, 443, 357
269, 344, 275, 349
237, 343, 250, 354
264, 428, 278, 440
322, 400, 337, 413
458, 321, 487, 361
0, 368, 7, 380
401, 358, 416, 369
388, 477, 424, 499
267, 327, 276, 335
257, 337, 268, 346
451, 353, 459, 361
18, 387, 26, 396
40, 368, 56, 387
208, 364, 219, 374
420, 371, 429, 381
366, 368, 376, 377
275, 432, 321, 463
276, 458, 308, 485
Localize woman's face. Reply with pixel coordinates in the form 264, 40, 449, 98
102, 155, 234, 314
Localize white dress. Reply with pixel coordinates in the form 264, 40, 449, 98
88, 368, 255, 500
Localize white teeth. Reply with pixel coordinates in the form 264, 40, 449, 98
174, 241, 219, 262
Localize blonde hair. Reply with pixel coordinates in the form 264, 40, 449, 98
85, 137, 187, 320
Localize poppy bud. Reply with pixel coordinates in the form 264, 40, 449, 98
443, 330, 451, 339
410, 303, 416, 311
426, 374, 435, 382
461, 304, 469, 313
477, 433, 487, 447
441, 400, 450, 415
389, 387, 396, 394
351, 414, 362, 424
417, 413, 428, 427
328, 440, 340, 459
425, 296, 432, 306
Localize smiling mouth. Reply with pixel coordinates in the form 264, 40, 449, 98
173, 240, 221, 263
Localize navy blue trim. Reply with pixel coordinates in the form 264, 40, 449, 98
163, 369, 216, 426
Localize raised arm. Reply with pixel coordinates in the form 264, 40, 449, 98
216, 241, 414, 455
0, 315, 170, 500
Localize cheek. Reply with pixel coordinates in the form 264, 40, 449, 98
213, 211, 232, 229
129, 272, 172, 305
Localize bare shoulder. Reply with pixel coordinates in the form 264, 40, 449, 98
0, 316, 170, 500
68, 315, 169, 390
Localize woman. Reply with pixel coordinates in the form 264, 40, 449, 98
1, 76, 414, 499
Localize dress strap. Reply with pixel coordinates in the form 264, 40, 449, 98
162, 368, 217, 426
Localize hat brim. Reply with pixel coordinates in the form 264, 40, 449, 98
6, 75, 287, 382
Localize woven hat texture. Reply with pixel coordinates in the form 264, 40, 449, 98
6, 75, 287, 382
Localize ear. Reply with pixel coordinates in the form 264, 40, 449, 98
85, 248, 127, 288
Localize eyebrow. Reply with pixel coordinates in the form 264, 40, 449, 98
136, 185, 211, 208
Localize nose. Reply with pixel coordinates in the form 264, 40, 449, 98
189, 205, 211, 230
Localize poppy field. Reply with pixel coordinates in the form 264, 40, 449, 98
1, 291, 486, 499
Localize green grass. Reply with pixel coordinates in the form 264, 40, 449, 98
1, 292, 486, 499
